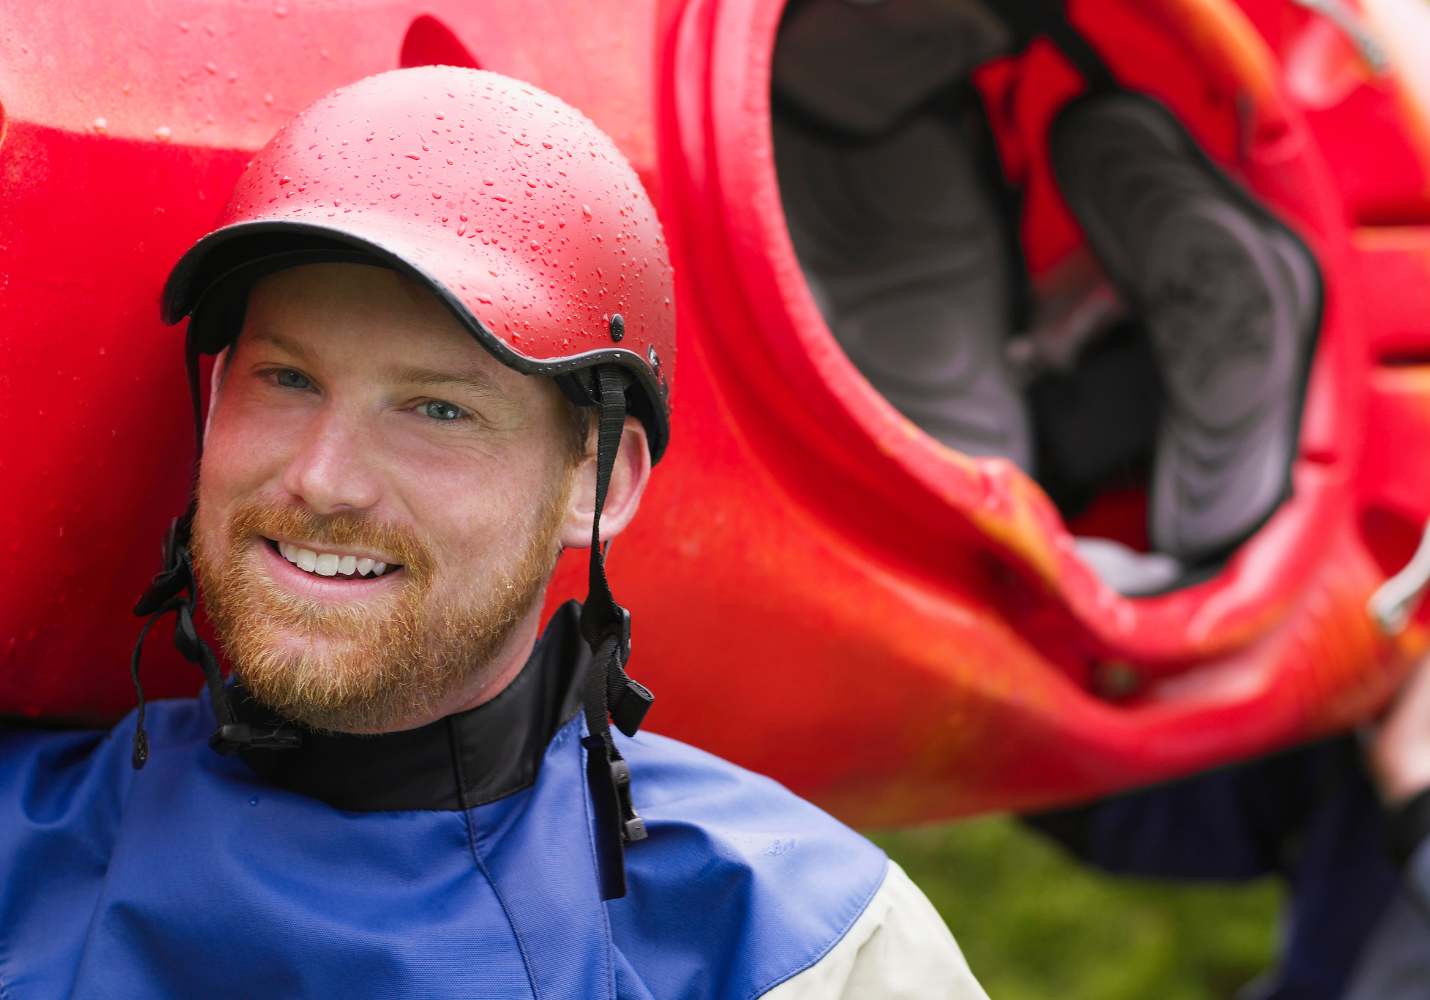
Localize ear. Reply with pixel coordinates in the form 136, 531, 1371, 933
204, 345, 231, 445
561, 415, 652, 550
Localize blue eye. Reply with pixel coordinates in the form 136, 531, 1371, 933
276, 370, 311, 389
420, 400, 465, 422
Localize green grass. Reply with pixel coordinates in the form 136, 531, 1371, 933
870, 816, 1284, 1000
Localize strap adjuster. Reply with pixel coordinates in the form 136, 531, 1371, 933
609, 757, 647, 843
603, 604, 632, 667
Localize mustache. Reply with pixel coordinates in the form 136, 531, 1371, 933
225, 497, 435, 587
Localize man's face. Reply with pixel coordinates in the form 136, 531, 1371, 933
192, 263, 578, 733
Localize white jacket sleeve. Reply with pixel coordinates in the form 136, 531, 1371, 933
760, 860, 990, 1000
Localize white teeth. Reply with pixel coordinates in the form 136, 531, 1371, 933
276, 541, 390, 578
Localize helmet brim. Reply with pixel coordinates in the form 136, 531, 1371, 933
163, 220, 669, 462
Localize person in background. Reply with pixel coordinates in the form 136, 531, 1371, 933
1357, 652, 1430, 997
1026, 653, 1430, 1000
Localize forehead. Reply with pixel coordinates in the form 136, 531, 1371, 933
238, 263, 498, 374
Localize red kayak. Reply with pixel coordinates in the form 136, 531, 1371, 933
3, 0, 1430, 824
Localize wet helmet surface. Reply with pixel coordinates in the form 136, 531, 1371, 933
163, 66, 674, 459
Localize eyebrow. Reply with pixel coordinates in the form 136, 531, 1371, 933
249, 330, 317, 365
247, 331, 507, 399
393, 365, 508, 398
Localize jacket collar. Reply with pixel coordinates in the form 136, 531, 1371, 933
235, 601, 588, 811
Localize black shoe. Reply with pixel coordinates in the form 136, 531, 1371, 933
1051, 92, 1321, 563
774, 111, 1034, 470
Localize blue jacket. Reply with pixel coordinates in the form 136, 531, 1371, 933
0, 604, 887, 999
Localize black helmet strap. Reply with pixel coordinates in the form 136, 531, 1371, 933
576, 364, 654, 901
129, 514, 302, 769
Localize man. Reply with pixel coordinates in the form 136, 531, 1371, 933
0, 68, 984, 999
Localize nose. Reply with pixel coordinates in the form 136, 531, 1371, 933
281, 404, 384, 514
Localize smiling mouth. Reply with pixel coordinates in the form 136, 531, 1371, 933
266, 539, 402, 580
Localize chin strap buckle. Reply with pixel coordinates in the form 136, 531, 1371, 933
589, 604, 652, 739
130, 513, 301, 769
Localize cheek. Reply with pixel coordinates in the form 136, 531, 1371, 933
405, 444, 565, 576
203, 392, 304, 494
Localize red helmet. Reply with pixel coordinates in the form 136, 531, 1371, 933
162, 66, 674, 461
